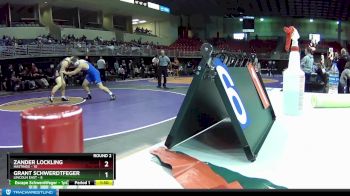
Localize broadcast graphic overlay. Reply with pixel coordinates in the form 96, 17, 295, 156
7, 153, 115, 186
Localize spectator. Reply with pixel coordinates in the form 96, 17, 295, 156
97, 56, 106, 82
10, 71, 22, 91
0, 65, 4, 91
118, 66, 126, 80
31, 63, 39, 76
267, 60, 275, 77
114, 60, 120, 74
134, 66, 140, 78
339, 61, 350, 94
172, 57, 180, 78
334, 52, 340, 62
128, 60, 134, 78
140, 58, 146, 78
44, 64, 56, 86
4, 64, 15, 91
253, 57, 261, 73
186, 61, 193, 75
314, 54, 327, 85
21, 66, 37, 90
301, 47, 314, 81
337, 48, 349, 78
152, 55, 159, 66
121, 60, 127, 70
152, 55, 159, 80
35, 69, 49, 88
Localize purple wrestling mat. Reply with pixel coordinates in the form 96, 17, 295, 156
0, 88, 185, 147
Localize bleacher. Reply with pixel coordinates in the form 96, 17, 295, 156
209, 38, 278, 53
12, 22, 40, 27
300, 39, 342, 52
249, 39, 278, 53
168, 38, 203, 51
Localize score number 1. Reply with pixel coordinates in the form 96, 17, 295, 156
104, 160, 111, 179
105, 161, 109, 178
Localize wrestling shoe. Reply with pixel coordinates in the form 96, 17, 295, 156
61, 97, 69, 101
110, 94, 116, 101
49, 96, 54, 103
84, 94, 92, 100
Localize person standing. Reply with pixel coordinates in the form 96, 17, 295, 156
152, 55, 159, 80
128, 60, 134, 79
172, 57, 180, 78
97, 56, 106, 82
336, 49, 349, 94
157, 50, 171, 88
300, 47, 314, 82
0, 65, 3, 91
253, 57, 260, 73
339, 62, 350, 93
114, 59, 119, 74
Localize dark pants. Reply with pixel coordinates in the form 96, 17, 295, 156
339, 79, 350, 94
158, 66, 168, 87
98, 69, 106, 82
119, 73, 126, 80
315, 68, 327, 84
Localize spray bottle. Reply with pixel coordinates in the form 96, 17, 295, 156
283, 26, 305, 115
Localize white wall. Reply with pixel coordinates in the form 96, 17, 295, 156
130, 17, 179, 45
0, 27, 49, 39
61, 28, 115, 40
123, 33, 167, 45
206, 16, 224, 38
156, 17, 179, 45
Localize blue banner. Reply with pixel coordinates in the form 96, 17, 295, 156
1, 189, 57, 196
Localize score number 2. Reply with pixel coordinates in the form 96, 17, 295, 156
104, 160, 110, 179
104, 161, 109, 178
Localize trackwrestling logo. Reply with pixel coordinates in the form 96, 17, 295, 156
1, 189, 56, 196
0, 97, 85, 112
213, 58, 250, 129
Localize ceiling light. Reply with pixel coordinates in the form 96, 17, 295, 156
239, 18, 243, 22
309, 19, 313, 22
260, 18, 264, 21
132, 19, 139, 22
139, 20, 147, 24
120, 0, 134, 3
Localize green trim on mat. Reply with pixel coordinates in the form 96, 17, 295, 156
207, 163, 287, 189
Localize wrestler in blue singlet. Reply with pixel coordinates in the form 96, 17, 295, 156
84, 61, 102, 84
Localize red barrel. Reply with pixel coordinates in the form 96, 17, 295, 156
21, 105, 84, 153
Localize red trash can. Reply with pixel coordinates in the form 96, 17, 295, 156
21, 105, 84, 153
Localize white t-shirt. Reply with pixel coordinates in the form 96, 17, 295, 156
118, 67, 125, 74
152, 57, 159, 65
97, 59, 106, 69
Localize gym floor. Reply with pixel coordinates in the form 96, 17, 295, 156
0, 76, 282, 188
